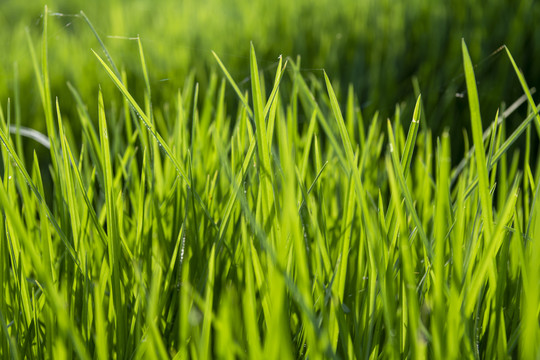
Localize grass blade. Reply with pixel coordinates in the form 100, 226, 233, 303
462, 39, 494, 238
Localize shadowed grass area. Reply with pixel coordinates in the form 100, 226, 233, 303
0, 6, 539, 360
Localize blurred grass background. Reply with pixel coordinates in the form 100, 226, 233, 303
0, 0, 539, 158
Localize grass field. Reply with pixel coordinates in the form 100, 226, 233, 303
1, 3, 540, 359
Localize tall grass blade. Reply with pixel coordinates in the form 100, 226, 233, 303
462, 39, 494, 238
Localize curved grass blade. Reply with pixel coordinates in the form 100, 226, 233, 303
8, 126, 49, 149
323, 72, 354, 166
505, 46, 540, 136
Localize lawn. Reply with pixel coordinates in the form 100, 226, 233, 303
0, 2, 539, 359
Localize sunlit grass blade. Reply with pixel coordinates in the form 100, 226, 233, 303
521, 189, 540, 358
462, 39, 494, 238
387, 119, 431, 258
463, 176, 520, 315
200, 246, 216, 359
401, 95, 422, 178
505, 46, 540, 136
323, 71, 374, 232
250, 43, 274, 220
385, 156, 425, 359
291, 62, 346, 167
56, 98, 80, 247
323, 72, 354, 166
93, 50, 186, 180
263, 55, 287, 119
98, 89, 127, 356
137, 36, 152, 101
432, 132, 451, 359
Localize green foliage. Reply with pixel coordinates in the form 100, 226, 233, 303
1, 0, 540, 141
0, 8, 539, 360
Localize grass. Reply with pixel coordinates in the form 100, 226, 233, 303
1, 7, 540, 360
2, 0, 540, 143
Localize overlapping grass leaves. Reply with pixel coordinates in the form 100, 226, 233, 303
0, 13, 539, 359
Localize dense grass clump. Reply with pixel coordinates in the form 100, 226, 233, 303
1, 8, 540, 360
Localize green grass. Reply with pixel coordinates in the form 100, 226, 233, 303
1, 7, 540, 360
2, 0, 540, 143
